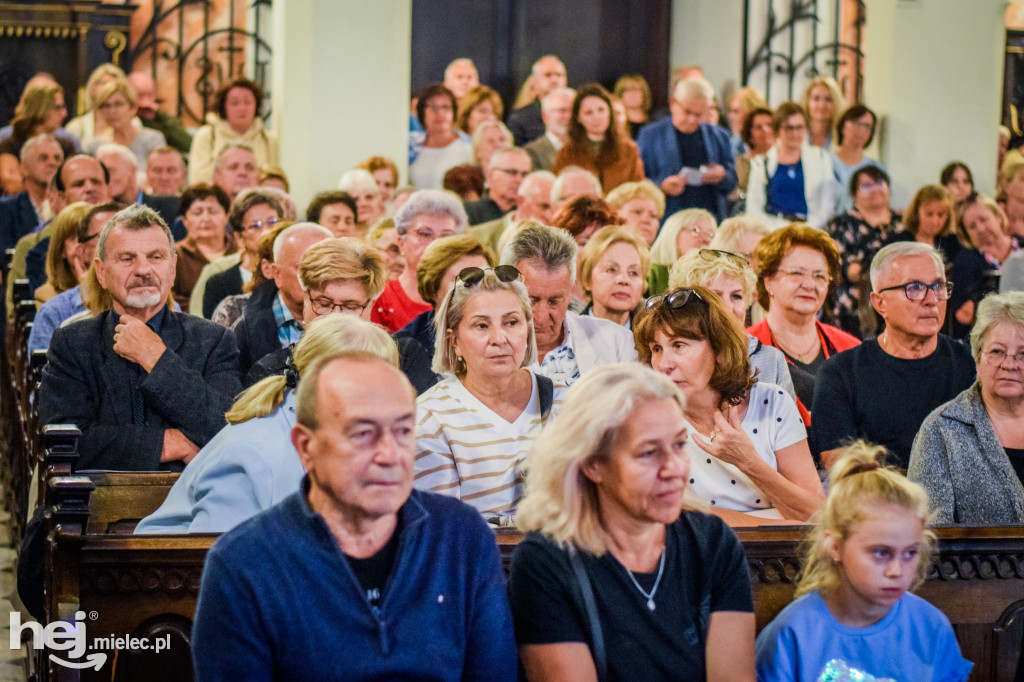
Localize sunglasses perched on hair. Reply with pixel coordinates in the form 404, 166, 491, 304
644, 287, 706, 312
697, 249, 748, 267
457, 265, 521, 287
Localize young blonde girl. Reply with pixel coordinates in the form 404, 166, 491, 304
755, 441, 972, 682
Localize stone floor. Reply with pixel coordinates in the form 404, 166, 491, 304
0, 493, 28, 681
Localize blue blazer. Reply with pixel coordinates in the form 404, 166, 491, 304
0, 192, 41, 261
636, 118, 737, 222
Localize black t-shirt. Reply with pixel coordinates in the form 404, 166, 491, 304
343, 510, 403, 611
508, 512, 753, 681
1005, 447, 1024, 488
672, 127, 717, 214
781, 349, 825, 412
811, 336, 976, 468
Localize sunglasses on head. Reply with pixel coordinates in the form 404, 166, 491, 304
697, 249, 748, 267
457, 265, 521, 288
644, 287, 706, 312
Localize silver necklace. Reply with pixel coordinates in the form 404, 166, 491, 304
621, 546, 666, 611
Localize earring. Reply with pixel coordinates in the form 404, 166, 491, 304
457, 356, 463, 363
768, 290, 775, 298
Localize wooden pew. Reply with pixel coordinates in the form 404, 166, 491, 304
43, 475, 1024, 682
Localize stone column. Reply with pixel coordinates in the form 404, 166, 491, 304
271, 0, 412, 212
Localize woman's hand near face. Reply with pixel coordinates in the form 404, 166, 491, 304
694, 406, 823, 521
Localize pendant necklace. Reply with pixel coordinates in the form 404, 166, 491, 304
621, 546, 666, 611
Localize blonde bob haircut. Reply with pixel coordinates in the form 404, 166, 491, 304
578, 225, 651, 298
796, 440, 935, 598
416, 234, 496, 306
298, 237, 388, 300
955, 192, 1006, 250
226, 313, 398, 424
668, 249, 757, 306
903, 185, 953, 239
604, 179, 666, 218
431, 269, 536, 376
754, 224, 841, 310
93, 77, 137, 110
649, 208, 717, 267
515, 363, 687, 556
969, 291, 1024, 364
456, 85, 504, 134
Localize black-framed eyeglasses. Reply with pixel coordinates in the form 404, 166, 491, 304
877, 281, 953, 301
644, 287, 706, 312
697, 249, 748, 268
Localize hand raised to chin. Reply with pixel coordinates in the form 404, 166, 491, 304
113, 314, 167, 372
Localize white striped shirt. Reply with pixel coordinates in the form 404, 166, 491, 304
414, 372, 565, 515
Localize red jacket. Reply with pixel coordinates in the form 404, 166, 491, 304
746, 319, 860, 426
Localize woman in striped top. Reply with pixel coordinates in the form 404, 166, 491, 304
414, 266, 566, 519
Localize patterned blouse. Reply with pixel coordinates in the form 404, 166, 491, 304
826, 210, 902, 338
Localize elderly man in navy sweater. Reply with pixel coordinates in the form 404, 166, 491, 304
192, 352, 517, 681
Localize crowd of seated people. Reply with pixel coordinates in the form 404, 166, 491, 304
1, 54, 1022, 681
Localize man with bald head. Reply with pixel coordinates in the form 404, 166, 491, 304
233, 222, 332, 374
471, 170, 555, 254
636, 76, 736, 222
193, 352, 516, 681
507, 55, 568, 146
127, 71, 192, 154
443, 58, 480, 100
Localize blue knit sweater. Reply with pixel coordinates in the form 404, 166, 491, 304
192, 482, 517, 681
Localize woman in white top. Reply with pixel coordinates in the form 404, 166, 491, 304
415, 266, 566, 519
634, 284, 824, 523
83, 77, 166, 164
408, 83, 473, 190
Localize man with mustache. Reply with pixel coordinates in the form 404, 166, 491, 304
812, 242, 976, 469
38, 204, 242, 471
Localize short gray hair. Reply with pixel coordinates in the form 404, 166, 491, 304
869, 242, 945, 291
431, 270, 537, 375
96, 204, 174, 261
541, 87, 576, 112
969, 291, 1024, 364
501, 222, 578, 285
214, 143, 255, 172
673, 77, 715, 103
393, 189, 468, 236
519, 170, 557, 199
20, 133, 62, 163
338, 168, 380, 196
551, 167, 602, 204
95, 143, 139, 170
488, 146, 529, 173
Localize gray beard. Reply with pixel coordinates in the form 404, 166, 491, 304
125, 291, 162, 309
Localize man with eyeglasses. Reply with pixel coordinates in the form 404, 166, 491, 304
464, 147, 532, 226
812, 242, 976, 469
233, 223, 332, 374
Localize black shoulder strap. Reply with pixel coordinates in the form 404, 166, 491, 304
568, 546, 607, 681
681, 515, 712, 651
537, 374, 555, 423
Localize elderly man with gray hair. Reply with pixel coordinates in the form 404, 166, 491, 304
371, 189, 467, 332
524, 87, 576, 171
501, 223, 636, 386
636, 76, 736, 222
464, 146, 532, 226
812, 241, 976, 469
38, 204, 241, 471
